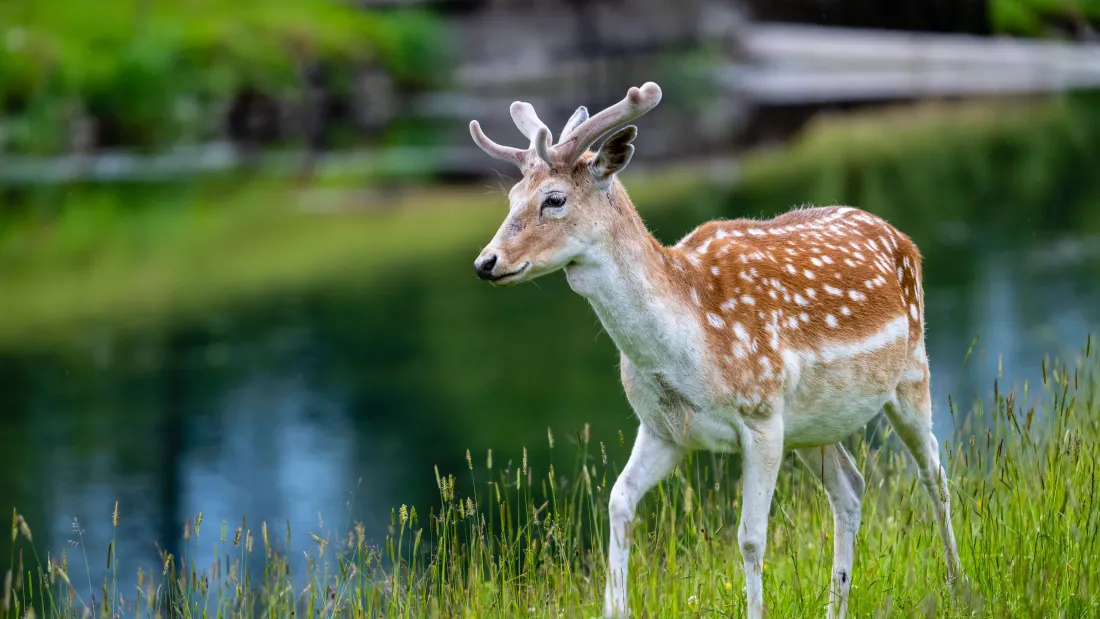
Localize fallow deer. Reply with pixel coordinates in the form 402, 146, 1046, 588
468, 82, 963, 619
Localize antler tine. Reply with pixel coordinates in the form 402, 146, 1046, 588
554, 82, 662, 165
560, 106, 589, 140
469, 120, 528, 167
510, 101, 554, 166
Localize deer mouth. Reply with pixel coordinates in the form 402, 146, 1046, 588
488, 261, 531, 285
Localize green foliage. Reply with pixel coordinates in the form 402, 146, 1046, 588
5, 340, 1100, 617
1, 95, 1098, 349
0, 1, 453, 154
990, 0, 1100, 36
728, 93, 1100, 243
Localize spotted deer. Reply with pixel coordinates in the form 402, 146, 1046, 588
468, 82, 963, 619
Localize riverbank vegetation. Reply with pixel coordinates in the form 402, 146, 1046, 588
2, 93, 1099, 350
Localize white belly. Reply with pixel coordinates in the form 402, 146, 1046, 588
780, 316, 910, 448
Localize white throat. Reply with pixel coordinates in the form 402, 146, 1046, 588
565, 241, 697, 373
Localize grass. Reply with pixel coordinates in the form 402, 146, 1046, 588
4, 336, 1099, 618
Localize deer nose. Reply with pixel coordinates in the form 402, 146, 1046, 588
474, 254, 498, 280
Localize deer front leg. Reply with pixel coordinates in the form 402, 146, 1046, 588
604, 423, 682, 618
738, 415, 784, 619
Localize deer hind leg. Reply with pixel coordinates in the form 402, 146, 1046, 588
795, 443, 865, 619
883, 373, 963, 584
604, 423, 682, 619
738, 413, 785, 619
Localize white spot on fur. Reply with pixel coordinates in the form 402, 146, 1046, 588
841, 305, 852, 316
824, 284, 843, 296
794, 293, 809, 306
910, 303, 919, 320
848, 290, 867, 302
720, 298, 738, 312
711, 266, 720, 276
811, 257, 823, 267
690, 288, 700, 306
741, 295, 755, 305
734, 323, 749, 342
800, 312, 809, 323
748, 228, 765, 236
804, 270, 816, 279
806, 288, 816, 299
707, 313, 725, 329
825, 314, 839, 328
733, 343, 747, 359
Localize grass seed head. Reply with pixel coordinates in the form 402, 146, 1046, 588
16, 515, 31, 542
2, 569, 10, 612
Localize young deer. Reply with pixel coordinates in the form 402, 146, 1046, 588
468, 82, 963, 619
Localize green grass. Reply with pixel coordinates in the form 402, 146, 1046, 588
5, 337, 1099, 618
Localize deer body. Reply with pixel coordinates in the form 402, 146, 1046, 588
468, 82, 962, 619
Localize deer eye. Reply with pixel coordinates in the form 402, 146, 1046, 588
541, 193, 567, 211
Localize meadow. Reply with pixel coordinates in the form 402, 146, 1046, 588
4, 335, 1097, 619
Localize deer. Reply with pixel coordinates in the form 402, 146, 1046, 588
467, 81, 963, 619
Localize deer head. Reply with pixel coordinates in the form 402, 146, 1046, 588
469, 82, 663, 285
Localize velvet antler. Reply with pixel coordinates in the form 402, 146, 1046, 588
469, 82, 662, 170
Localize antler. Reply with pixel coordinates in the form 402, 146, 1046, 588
468, 100, 554, 169
469, 82, 662, 169
553, 82, 662, 165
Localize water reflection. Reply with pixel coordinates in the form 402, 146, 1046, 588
1, 228, 1097, 597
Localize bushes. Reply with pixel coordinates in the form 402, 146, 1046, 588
0, 1, 453, 155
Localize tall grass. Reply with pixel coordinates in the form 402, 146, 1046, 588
5, 336, 1099, 618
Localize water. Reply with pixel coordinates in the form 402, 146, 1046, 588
1, 196, 1098, 597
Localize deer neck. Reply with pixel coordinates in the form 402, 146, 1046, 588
564, 189, 696, 373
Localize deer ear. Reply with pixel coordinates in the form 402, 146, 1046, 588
590, 125, 638, 183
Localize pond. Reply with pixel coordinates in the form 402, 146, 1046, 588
1, 182, 1098, 597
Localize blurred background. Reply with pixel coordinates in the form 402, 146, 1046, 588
2, 0, 1100, 593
